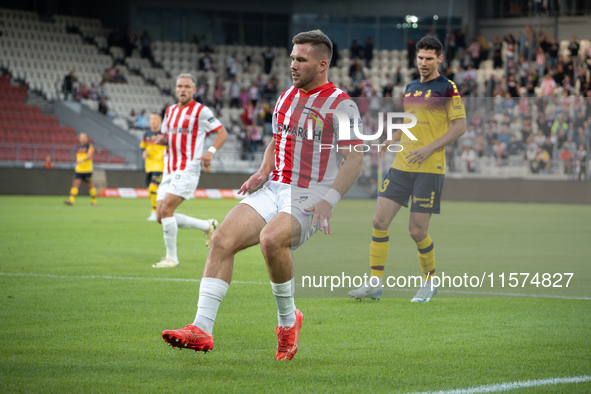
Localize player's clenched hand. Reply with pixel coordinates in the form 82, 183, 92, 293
198, 151, 214, 167
406, 145, 434, 164
304, 200, 333, 235
154, 134, 167, 145
142, 150, 148, 159
238, 172, 266, 195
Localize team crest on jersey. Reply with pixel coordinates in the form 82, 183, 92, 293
425, 90, 431, 100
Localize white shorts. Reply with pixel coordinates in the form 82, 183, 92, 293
156, 170, 201, 201
239, 181, 325, 249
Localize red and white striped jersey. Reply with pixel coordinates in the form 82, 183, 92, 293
161, 100, 223, 174
271, 82, 362, 193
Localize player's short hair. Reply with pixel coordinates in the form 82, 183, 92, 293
176, 73, 196, 87
292, 29, 333, 62
416, 36, 443, 57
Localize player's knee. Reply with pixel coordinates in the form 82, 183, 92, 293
259, 230, 281, 257
372, 215, 389, 231
409, 227, 427, 243
209, 229, 232, 254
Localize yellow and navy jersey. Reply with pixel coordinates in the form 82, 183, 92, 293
140, 130, 165, 173
75, 143, 94, 173
392, 75, 466, 174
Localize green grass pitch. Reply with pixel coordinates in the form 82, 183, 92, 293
0, 195, 590, 393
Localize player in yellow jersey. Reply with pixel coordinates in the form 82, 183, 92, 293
64, 133, 97, 206
140, 113, 165, 221
349, 36, 466, 302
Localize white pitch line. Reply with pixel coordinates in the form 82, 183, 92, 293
0, 272, 267, 285
405, 375, 591, 394
1, 272, 590, 300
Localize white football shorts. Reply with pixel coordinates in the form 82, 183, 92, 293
156, 170, 201, 201
239, 181, 326, 249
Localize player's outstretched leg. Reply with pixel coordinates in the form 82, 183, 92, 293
174, 213, 218, 248
161, 204, 265, 354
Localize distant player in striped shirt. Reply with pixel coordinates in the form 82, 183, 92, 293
152, 74, 228, 268
161, 30, 363, 360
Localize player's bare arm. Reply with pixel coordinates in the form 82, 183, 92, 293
304, 147, 363, 234
198, 126, 228, 167
238, 136, 276, 195
406, 118, 466, 164
378, 130, 402, 159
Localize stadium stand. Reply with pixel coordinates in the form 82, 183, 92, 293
0, 6, 589, 177
0, 74, 125, 164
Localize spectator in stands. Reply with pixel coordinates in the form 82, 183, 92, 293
226, 52, 238, 80
136, 110, 149, 129
250, 125, 262, 153
129, 109, 138, 128
98, 96, 109, 115
558, 145, 573, 174
574, 127, 587, 149
477, 35, 490, 64
248, 82, 259, 106
493, 139, 507, 166
506, 74, 520, 97
575, 144, 587, 180
563, 136, 577, 153
43, 155, 54, 169
262, 47, 275, 75
533, 146, 551, 173
96, 81, 106, 99
461, 144, 477, 172
467, 39, 481, 69
199, 53, 215, 72
517, 56, 529, 86
350, 40, 363, 59
541, 73, 556, 96
63, 71, 77, 101
364, 37, 374, 67
517, 31, 526, 57
76, 83, 90, 100
88, 84, 98, 100
547, 38, 559, 69
239, 126, 252, 161
213, 77, 224, 113
492, 36, 503, 69
103, 63, 126, 84
243, 55, 253, 74
460, 74, 476, 96
525, 25, 536, 60
239, 87, 249, 108
229, 76, 241, 108
140, 30, 155, 65
507, 135, 523, 156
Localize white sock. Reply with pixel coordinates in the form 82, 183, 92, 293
271, 279, 296, 327
174, 213, 210, 231
193, 277, 230, 334
368, 276, 382, 287
161, 216, 178, 262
